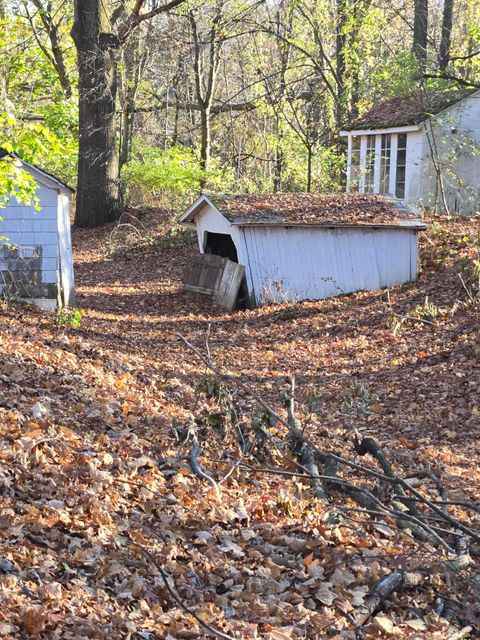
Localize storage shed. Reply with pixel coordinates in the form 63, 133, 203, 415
180, 193, 427, 307
0, 150, 74, 309
341, 88, 480, 214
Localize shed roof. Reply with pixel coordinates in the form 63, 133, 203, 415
0, 147, 73, 192
181, 193, 427, 229
345, 88, 476, 131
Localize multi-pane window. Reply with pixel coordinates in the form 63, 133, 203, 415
364, 135, 376, 193
350, 136, 361, 191
379, 134, 391, 194
395, 133, 407, 199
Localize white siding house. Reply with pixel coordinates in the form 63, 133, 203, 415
180, 193, 426, 307
0, 151, 75, 309
341, 89, 480, 214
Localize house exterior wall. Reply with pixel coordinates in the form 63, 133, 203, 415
418, 93, 480, 214
344, 91, 480, 214
0, 175, 73, 308
57, 192, 75, 306
237, 225, 418, 305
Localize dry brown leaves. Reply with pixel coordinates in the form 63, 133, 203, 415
210, 193, 419, 226
0, 209, 478, 638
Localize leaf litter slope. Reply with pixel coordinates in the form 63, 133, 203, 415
0, 209, 479, 638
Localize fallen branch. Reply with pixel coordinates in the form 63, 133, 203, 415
128, 540, 236, 640
354, 570, 428, 626
179, 334, 480, 546
188, 437, 222, 503
286, 377, 328, 500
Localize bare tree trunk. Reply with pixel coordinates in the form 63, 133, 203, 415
273, 137, 284, 193
199, 107, 211, 174
189, 6, 223, 184
335, 0, 348, 131
439, 0, 454, 71
72, 0, 121, 228
412, 0, 429, 70
306, 146, 313, 193
31, 0, 73, 98
118, 27, 152, 171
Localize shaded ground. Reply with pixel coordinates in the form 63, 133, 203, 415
0, 209, 479, 638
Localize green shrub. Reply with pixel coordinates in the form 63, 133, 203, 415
122, 145, 206, 211
56, 307, 83, 329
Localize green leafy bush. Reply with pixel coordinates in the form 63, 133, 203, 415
56, 307, 83, 329
122, 145, 206, 211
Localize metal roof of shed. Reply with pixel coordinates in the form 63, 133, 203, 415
181, 193, 427, 230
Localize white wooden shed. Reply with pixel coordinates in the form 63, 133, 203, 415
341, 88, 480, 215
180, 193, 426, 307
0, 150, 75, 309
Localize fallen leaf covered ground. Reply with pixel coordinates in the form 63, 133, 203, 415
0, 210, 479, 639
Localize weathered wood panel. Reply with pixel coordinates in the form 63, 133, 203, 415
183, 254, 244, 310
214, 261, 245, 310
183, 254, 226, 296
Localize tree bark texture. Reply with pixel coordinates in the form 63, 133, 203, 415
72, 0, 121, 228
412, 0, 429, 69
439, 0, 454, 71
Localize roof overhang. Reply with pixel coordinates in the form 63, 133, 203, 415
179, 194, 218, 225
231, 220, 427, 231
341, 125, 421, 136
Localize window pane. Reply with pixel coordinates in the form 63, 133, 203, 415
350, 137, 361, 191
395, 183, 405, 199
364, 135, 376, 193
380, 134, 391, 194
395, 134, 408, 199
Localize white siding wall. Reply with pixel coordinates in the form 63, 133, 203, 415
194, 203, 246, 263
418, 92, 480, 214
404, 130, 424, 207
57, 192, 75, 305
0, 184, 58, 285
238, 226, 417, 305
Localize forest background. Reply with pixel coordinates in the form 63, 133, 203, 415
0, 0, 479, 227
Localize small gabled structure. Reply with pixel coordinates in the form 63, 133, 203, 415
180, 193, 426, 307
341, 89, 480, 214
0, 150, 75, 309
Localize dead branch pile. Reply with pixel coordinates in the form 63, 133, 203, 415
176, 334, 480, 637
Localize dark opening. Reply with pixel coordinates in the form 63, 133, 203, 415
204, 232, 238, 263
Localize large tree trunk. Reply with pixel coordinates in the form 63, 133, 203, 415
439, 0, 454, 71
72, 0, 121, 228
412, 0, 429, 70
